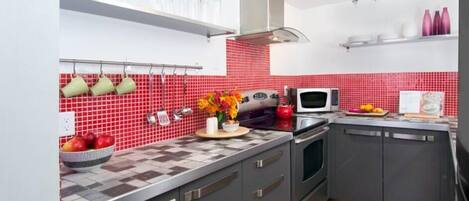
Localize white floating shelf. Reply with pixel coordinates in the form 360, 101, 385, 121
60, 0, 236, 38
340, 34, 459, 49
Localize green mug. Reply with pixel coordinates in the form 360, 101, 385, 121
116, 76, 136, 95
91, 75, 115, 96
61, 75, 89, 98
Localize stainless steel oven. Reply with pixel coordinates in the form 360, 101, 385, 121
291, 125, 329, 201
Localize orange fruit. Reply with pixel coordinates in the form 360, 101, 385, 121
363, 104, 374, 112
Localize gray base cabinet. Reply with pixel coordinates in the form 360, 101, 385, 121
329, 124, 454, 201
179, 163, 242, 201
148, 143, 291, 201
242, 143, 291, 201
328, 124, 383, 201
383, 128, 452, 201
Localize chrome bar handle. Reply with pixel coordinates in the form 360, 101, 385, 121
385, 132, 434, 142
294, 127, 329, 144
345, 129, 381, 137
254, 175, 285, 199
256, 151, 283, 168
184, 171, 238, 201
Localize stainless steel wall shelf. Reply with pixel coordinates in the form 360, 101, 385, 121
60, 0, 236, 38
340, 34, 458, 50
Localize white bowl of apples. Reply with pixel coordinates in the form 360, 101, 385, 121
60, 132, 115, 172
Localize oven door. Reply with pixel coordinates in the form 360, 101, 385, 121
292, 126, 329, 201
296, 89, 331, 112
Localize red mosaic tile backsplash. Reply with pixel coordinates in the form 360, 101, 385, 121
59, 40, 458, 150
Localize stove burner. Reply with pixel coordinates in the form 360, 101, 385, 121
238, 108, 327, 136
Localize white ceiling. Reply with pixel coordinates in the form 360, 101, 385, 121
285, 0, 351, 9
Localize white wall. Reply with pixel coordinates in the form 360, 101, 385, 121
0, 1, 59, 201
60, 0, 239, 76
271, 0, 459, 75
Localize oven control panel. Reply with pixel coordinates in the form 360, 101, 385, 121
239, 90, 279, 113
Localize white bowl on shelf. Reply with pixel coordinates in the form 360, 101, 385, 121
348, 35, 376, 44
378, 33, 401, 42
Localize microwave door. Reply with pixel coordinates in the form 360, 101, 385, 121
298, 91, 330, 112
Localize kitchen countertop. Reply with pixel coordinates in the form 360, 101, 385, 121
296, 112, 458, 175
61, 112, 458, 201
60, 130, 292, 201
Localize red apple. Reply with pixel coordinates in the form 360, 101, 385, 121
62, 136, 87, 152
82, 132, 97, 148
94, 134, 115, 149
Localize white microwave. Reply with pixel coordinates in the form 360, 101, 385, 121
289, 88, 339, 113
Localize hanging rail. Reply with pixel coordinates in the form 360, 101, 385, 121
59, 58, 203, 70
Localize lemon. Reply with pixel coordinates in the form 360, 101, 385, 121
373, 108, 384, 113
363, 104, 374, 112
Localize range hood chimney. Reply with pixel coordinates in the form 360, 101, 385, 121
234, 0, 309, 45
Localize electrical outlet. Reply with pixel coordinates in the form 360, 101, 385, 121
59, 112, 75, 137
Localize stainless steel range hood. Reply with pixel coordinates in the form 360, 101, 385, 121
234, 0, 309, 45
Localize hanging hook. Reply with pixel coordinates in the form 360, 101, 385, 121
184, 66, 188, 76
172, 66, 177, 75
149, 63, 153, 75
161, 64, 166, 75
123, 62, 127, 77
99, 61, 104, 77
72, 59, 77, 75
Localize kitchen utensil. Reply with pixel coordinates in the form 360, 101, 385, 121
195, 126, 250, 139
157, 67, 170, 126
181, 67, 193, 115
276, 104, 294, 119
146, 65, 157, 125
172, 68, 183, 121
90, 62, 115, 96
116, 64, 136, 95
61, 62, 89, 98
173, 67, 193, 120
60, 145, 114, 172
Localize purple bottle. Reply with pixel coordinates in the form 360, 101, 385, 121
433, 11, 441, 35
422, 9, 433, 36
441, 7, 451, 35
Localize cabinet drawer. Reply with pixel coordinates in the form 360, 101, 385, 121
147, 189, 179, 201
180, 163, 242, 201
243, 143, 291, 201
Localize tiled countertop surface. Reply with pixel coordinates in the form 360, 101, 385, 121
60, 130, 292, 201
61, 112, 458, 201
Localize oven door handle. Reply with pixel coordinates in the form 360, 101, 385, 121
294, 127, 329, 144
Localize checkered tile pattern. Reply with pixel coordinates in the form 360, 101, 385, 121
60, 130, 285, 201
59, 40, 458, 151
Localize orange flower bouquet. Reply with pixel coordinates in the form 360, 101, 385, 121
197, 89, 243, 125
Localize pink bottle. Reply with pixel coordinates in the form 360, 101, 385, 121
433, 11, 441, 35
422, 9, 432, 36
441, 7, 451, 35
